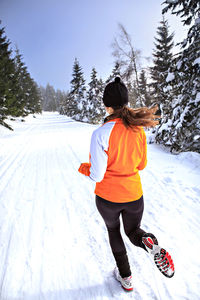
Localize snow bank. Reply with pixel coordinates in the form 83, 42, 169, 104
0, 113, 200, 300
175, 151, 200, 169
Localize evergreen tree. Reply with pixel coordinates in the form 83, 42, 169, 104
159, 0, 200, 153
41, 83, 57, 111
14, 48, 41, 115
40, 85, 65, 112
0, 23, 41, 130
59, 91, 71, 115
138, 69, 152, 107
39, 86, 46, 109
24, 78, 41, 114
13, 48, 28, 116
56, 89, 66, 113
150, 17, 174, 113
105, 62, 121, 84
0, 23, 17, 129
13, 47, 41, 116
86, 68, 105, 123
68, 58, 87, 121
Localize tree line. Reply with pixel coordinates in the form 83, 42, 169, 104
1, 0, 199, 153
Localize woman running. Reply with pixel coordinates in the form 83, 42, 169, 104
78, 77, 175, 291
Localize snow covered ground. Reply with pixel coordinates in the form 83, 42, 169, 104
0, 112, 200, 300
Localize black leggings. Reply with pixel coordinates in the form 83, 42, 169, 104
96, 195, 146, 278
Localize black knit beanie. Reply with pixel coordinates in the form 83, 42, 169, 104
103, 77, 128, 108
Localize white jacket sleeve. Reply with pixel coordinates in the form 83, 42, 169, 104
89, 130, 108, 182
89, 122, 115, 182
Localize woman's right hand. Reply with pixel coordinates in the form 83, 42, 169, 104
78, 163, 91, 176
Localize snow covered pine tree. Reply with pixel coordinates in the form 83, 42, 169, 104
159, 0, 200, 153
67, 58, 87, 121
150, 17, 174, 144
86, 67, 105, 124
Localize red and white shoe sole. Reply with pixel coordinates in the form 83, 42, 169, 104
142, 236, 175, 278
154, 248, 175, 278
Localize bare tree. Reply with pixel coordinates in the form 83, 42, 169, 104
111, 23, 143, 106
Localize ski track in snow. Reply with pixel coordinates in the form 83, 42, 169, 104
0, 112, 200, 300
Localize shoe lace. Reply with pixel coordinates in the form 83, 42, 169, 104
123, 276, 132, 286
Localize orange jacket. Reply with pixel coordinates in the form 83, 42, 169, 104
80, 118, 147, 203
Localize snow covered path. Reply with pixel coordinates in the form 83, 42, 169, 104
0, 112, 200, 300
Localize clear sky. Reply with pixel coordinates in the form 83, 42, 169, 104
0, 0, 187, 91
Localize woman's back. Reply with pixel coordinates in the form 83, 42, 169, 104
90, 118, 147, 203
